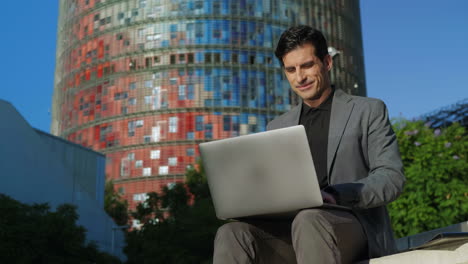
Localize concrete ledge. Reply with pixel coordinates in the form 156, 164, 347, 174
362, 242, 468, 264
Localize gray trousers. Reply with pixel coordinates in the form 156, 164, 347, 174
213, 209, 367, 264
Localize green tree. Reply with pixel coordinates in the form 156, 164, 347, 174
104, 180, 129, 226
125, 160, 226, 264
0, 194, 121, 263
389, 120, 468, 238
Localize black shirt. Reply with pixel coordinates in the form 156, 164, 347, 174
299, 91, 334, 189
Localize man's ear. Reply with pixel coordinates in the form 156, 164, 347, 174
324, 54, 333, 72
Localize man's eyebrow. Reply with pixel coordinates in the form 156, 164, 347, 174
300, 60, 315, 67
284, 60, 315, 70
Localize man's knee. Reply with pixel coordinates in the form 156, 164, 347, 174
293, 209, 328, 229
215, 222, 253, 243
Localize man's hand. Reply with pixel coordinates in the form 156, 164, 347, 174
321, 190, 337, 205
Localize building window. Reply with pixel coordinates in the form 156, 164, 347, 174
169, 117, 178, 133
178, 85, 186, 100
136, 120, 144, 127
128, 121, 136, 136
250, 55, 255, 65
232, 53, 238, 63
150, 150, 160, 159
186, 148, 195, 156
205, 123, 213, 139
168, 157, 177, 166
145, 80, 153, 88
195, 23, 203, 37
143, 167, 152, 176
205, 53, 211, 63
145, 96, 151, 104
186, 132, 194, 139
127, 152, 135, 160
188, 53, 194, 64
179, 54, 186, 63
196, 115, 204, 131
214, 53, 221, 63
145, 57, 152, 67
129, 82, 136, 90
135, 160, 143, 168
223, 115, 231, 131
128, 98, 137, 105
133, 193, 148, 201
159, 166, 169, 175
170, 55, 176, 64
167, 182, 176, 190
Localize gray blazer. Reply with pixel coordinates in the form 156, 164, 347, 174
266, 89, 405, 257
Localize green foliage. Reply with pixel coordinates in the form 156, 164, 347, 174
389, 120, 468, 238
104, 180, 129, 226
0, 194, 121, 263
125, 160, 226, 264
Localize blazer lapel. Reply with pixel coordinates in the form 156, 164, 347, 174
327, 89, 354, 178
283, 103, 302, 127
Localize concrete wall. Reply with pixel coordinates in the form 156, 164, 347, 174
0, 99, 125, 260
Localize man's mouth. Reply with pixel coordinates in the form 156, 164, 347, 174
296, 81, 314, 91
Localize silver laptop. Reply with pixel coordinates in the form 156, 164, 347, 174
199, 125, 350, 220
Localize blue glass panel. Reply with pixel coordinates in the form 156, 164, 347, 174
187, 84, 194, 100
186, 132, 194, 140
221, 0, 229, 15
204, 99, 214, 106
232, 115, 240, 132
240, 113, 248, 124
223, 115, 231, 131
255, 0, 263, 17
265, 24, 272, 47
204, 75, 212, 91
195, 52, 203, 63
186, 148, 195, 156
240, 21, 247, 44
222, 20, 230, 44
196, 116, 204, 131
240, 51, 248, 64
205, 123, 213, 139
248, 22, 256, 46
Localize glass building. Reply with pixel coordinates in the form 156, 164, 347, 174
52, 0, 366, 209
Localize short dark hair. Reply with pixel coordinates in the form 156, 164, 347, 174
274, 25, 329, 66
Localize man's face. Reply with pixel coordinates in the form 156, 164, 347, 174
282, 43, 332, 107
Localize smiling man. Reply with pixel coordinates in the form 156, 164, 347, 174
213, 25, 405, 264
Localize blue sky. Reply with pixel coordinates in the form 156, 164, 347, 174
2, 1, 467, 133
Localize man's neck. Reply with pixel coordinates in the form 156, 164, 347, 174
304, 86, 333, 108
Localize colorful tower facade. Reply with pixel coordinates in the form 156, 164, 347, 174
52, 0, 366, 209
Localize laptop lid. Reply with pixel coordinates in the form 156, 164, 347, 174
199, 125, 326, 220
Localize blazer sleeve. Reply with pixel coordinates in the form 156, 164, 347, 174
326, 100, 406, 209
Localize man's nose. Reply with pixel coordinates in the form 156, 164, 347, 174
296, 69, 306, 83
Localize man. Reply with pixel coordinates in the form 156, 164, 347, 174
213, 25, 405, 264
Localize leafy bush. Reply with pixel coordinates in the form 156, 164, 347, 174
389, 120, 467, 238
125, 161, 226, 264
